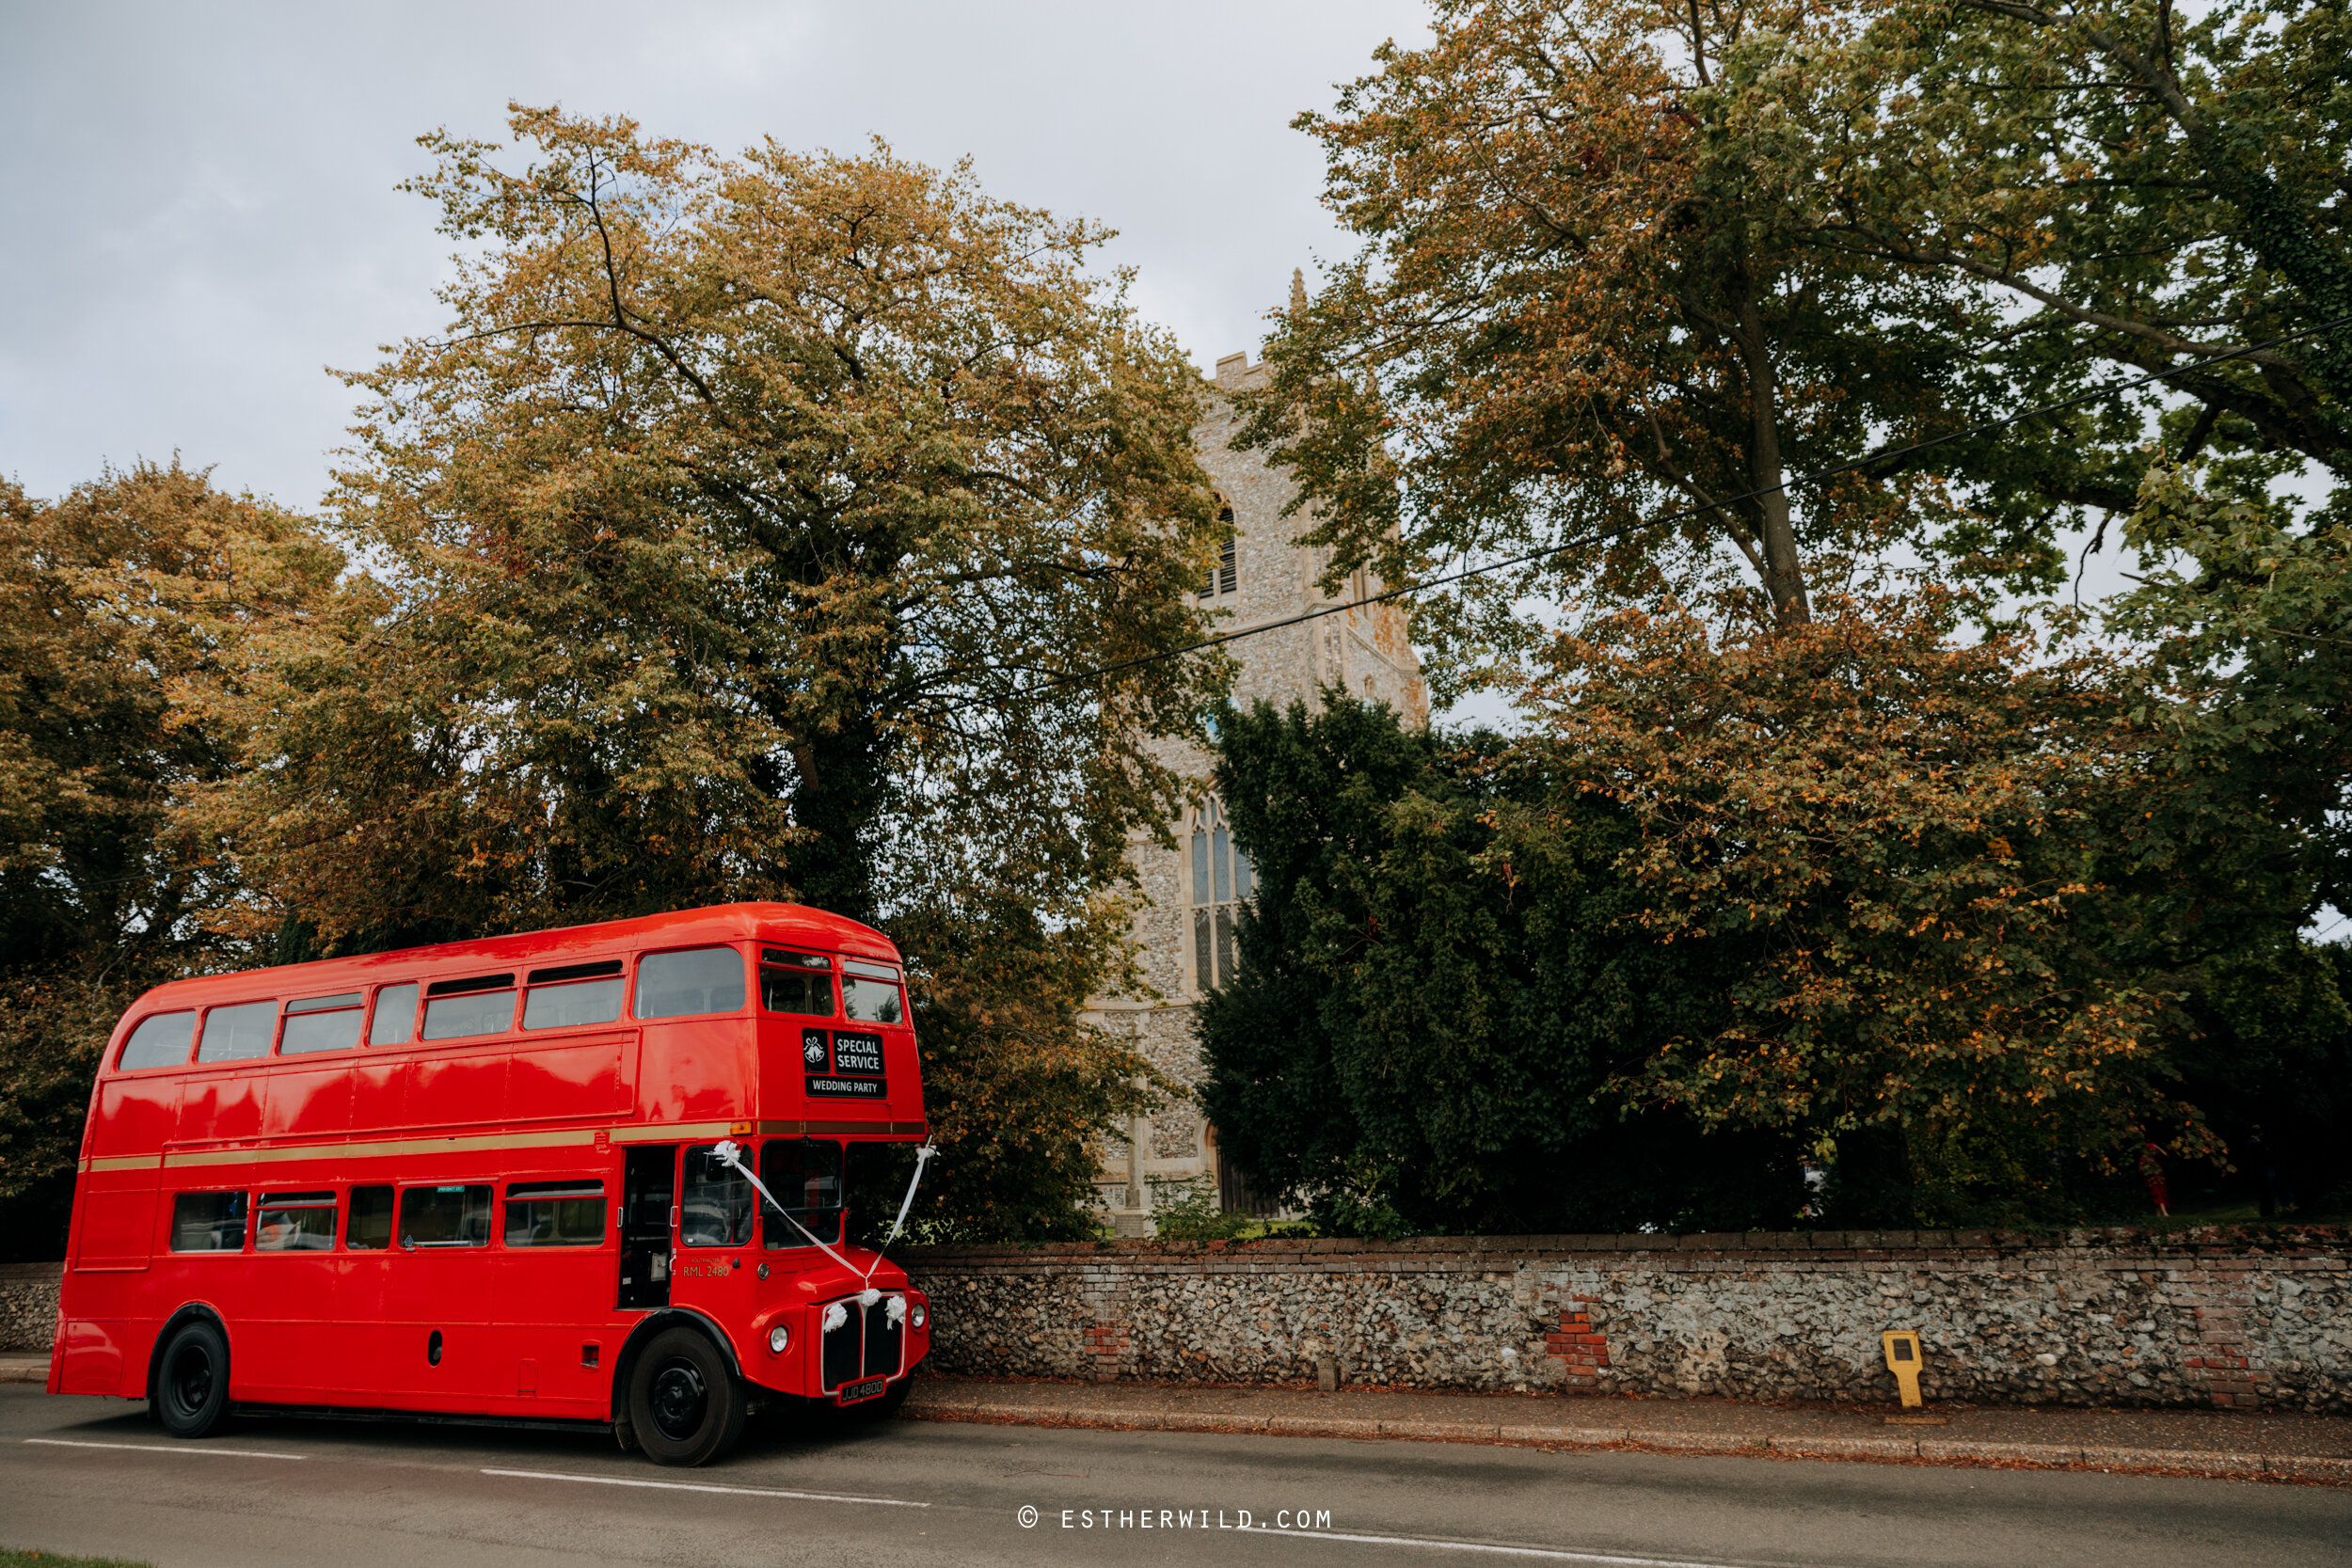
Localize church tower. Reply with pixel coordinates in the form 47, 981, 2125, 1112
1088, 320, 1430, 1234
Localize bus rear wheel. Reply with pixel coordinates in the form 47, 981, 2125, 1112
153, 1320, 232, 1439
627, 1327, 745, 1467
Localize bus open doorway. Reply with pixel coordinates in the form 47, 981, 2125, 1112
619, 1145, 675, 1310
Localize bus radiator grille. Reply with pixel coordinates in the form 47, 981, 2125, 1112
863, 1298, 903, 1379
822, 1304, 863, 1390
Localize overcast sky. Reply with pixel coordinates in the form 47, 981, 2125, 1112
1, 0, 1430, 511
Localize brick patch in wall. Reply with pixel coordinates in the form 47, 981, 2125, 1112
1543, 1295, 1611, 1389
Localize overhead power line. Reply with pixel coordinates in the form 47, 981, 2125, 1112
952, 313, 2352, 717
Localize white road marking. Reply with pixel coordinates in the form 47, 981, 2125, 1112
1246, 1525, 1744, 1567
25, 1437, 305, 1460
481, 1466, 930, 1508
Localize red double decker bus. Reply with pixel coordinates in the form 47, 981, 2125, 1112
50, 903, 933, 1466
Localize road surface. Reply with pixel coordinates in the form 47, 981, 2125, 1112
1, 1385, 2344, 1567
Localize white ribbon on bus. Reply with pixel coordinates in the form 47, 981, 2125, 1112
708, 1138, 937, 1312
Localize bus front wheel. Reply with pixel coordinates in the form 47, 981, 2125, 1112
627, 1327, 746, 1466
153, 1321, 232, 1439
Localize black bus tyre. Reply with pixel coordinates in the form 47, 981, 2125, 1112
153, 1320, 232, 1439
627, 1327, 746, 1466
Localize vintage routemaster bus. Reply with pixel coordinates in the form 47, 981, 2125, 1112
50, 903, 933, 1466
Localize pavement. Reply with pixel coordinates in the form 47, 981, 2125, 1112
10, 1344, 2349, 1487
901, 1370, 2352, 1485
5, 1382, 2349, 1568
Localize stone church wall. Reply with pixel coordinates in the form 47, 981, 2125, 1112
1085, 345, 1431, 1230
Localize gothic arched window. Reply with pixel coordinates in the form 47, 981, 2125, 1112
1189, 797, 1253, 992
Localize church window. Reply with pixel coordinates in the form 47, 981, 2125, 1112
1199, 504, 1237, 599
1188, 797, 1253, 992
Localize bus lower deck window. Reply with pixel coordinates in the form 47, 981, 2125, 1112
170, 1192, 247, 1252
400, 1184, 492, 1247
505, 1181, 607, 1245
347, 1186, 393, 1250
760, 1139, 845, 1249
680, 1147, 754, 1246
257, 1191, 338, 1250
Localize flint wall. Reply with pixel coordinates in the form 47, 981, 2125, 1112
901, 1227, 2351, 1411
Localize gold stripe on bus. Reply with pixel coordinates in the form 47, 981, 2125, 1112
131, 1119, 927, 1170
82, 1154, 164, 1173
162, 1128, 599, 1168
607, 1121, 737, 1145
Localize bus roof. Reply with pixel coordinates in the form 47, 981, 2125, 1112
118, 902, 898, 1021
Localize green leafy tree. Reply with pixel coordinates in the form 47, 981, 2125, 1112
1742, 0, 2352, 560
1242, 0, 2058, 693
1199, 693, 1805, 1235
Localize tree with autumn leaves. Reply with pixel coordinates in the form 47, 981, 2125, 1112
2, 109, 1235, 1250
9, 0, 2350, 1245
0, 464, 339, 1258
1208, 0, 2352, 1224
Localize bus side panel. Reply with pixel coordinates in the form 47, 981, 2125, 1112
490, 1178, 620, 1419
408, 1050, 509, 1130
87, 1074, 177, 1159
70, 1164, 158, 1273
261, 1063, 352, 1138
54, 1316, 125, 1397
176, 1072, 264, 1144
637, 1022, 747, 1124
349, 1056, 410, 1132
506, 1032, 631, 1121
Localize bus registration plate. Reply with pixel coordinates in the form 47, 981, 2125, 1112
837, 1376, 888, 1405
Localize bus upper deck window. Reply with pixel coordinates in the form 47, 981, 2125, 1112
369, 984, 419, 1046
523, 960, 625, 1029
636, 947, 746, 1020
421, 974, 516, 1041
759, 950, 834, 1016
198, 1001, 279, 1063
280, 992, 364, 1054
118, 1011, 195, 1070
842, 960, 905, 1025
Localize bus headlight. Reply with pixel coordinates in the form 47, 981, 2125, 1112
768, 1324, 790, 1355
911, 1303, 927, 1329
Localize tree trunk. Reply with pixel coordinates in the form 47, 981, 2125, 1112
787, 716, 889, 928
1734, 288, 1812, 627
